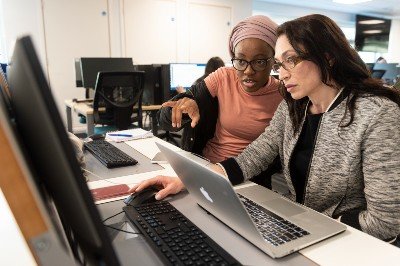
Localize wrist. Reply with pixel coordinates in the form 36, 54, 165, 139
215, 163, 229, 179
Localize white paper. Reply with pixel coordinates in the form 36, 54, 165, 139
125, 137, 181, 159
105, 128, 153, 142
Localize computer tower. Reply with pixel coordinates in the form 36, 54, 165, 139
161, 64, 175, 101
74, 58, 83, 87
136, 64, 166, 105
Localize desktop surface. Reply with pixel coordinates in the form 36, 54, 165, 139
84, 137, 400, 265
85, 139, 316, 265
97, 192, 315, 266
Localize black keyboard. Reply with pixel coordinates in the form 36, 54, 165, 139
84, 140, 138, 168
123, 201, 241, 266
238, 194, 309, 246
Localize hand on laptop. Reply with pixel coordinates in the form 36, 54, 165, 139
129, 175, 185, 200
162, 98, 200, 128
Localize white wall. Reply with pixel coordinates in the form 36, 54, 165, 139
1, 0, 251, 71
0, 0, 251, 131
1, 0, 47, 75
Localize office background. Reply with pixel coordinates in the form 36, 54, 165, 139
0, 0, 399, 132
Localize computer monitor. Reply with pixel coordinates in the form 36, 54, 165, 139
169, 63, 206, 91
79, 57, 135, 89
7, 36, 120, 265
373, 63, 400, 84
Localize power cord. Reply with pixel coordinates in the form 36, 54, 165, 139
102, 210, 125, 223
104, 224, 141, 235
102, 210, 142, 235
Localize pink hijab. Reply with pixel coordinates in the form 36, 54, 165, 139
229, 15, 278, 58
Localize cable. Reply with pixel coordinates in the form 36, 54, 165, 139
102, 210, 125, 223
104, 224, 142, 235
102, 210, 142, 235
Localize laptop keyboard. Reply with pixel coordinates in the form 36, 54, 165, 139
237, 194, 309, 246
124, 201, 240, 265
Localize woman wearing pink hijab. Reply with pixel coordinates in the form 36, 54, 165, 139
131, 15, 283, 195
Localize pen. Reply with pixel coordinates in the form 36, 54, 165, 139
108, 133, 133, 137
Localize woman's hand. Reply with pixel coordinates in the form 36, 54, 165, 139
129, 175, 185, 200
162, 97, 200, 128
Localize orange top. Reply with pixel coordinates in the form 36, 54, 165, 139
202, 67, 282, 163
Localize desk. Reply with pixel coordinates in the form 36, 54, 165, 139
86, 137, 400, 265
65, 99, 162, 136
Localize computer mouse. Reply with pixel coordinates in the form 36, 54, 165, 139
88, 133, 105, 140
123, 187, 159, 206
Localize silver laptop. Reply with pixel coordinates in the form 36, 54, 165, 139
156, 142, 346, 258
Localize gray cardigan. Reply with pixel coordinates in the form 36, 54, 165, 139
232, 95, 400, 240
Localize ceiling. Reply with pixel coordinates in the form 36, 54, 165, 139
257, 0, 400, 19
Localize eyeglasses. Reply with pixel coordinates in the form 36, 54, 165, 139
272, 55, 305, 73
231, 58, 273, 72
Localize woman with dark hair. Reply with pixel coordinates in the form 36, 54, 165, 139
176, 57, 225, 93
132, 14, 400, 242
193, 56, 225, 86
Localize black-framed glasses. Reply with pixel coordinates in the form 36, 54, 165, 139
231, 57, 273, 72
272, 55, 305, 73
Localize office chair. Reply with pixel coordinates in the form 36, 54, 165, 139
157, 129, 182, 146
371, 69, 386, 79
92, 71, 145, 134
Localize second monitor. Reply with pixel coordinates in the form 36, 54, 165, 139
169, 63, 206, 91
76, 57, 135, 89
136, 63, 206, 105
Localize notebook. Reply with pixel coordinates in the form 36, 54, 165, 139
156, 142, 346, 258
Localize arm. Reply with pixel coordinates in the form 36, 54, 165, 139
348, 100, 400, 240
220, 102, 287, 185
157, 93, 196, 132
157, 81, 217, 132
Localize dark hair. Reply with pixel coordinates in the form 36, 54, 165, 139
277, 14, 400, 133
194, 57, 225, 85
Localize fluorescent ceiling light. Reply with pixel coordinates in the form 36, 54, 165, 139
333, 0, 372, 4
358, 19, 385, 25
363, 29, 382, 34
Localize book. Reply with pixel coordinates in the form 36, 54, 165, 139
90, 184, 131, 201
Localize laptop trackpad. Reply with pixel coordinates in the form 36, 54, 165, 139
261, 198, 306, 217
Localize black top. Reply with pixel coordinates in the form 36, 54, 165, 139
290, 90, 347, 204
290, 113, 322, 203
